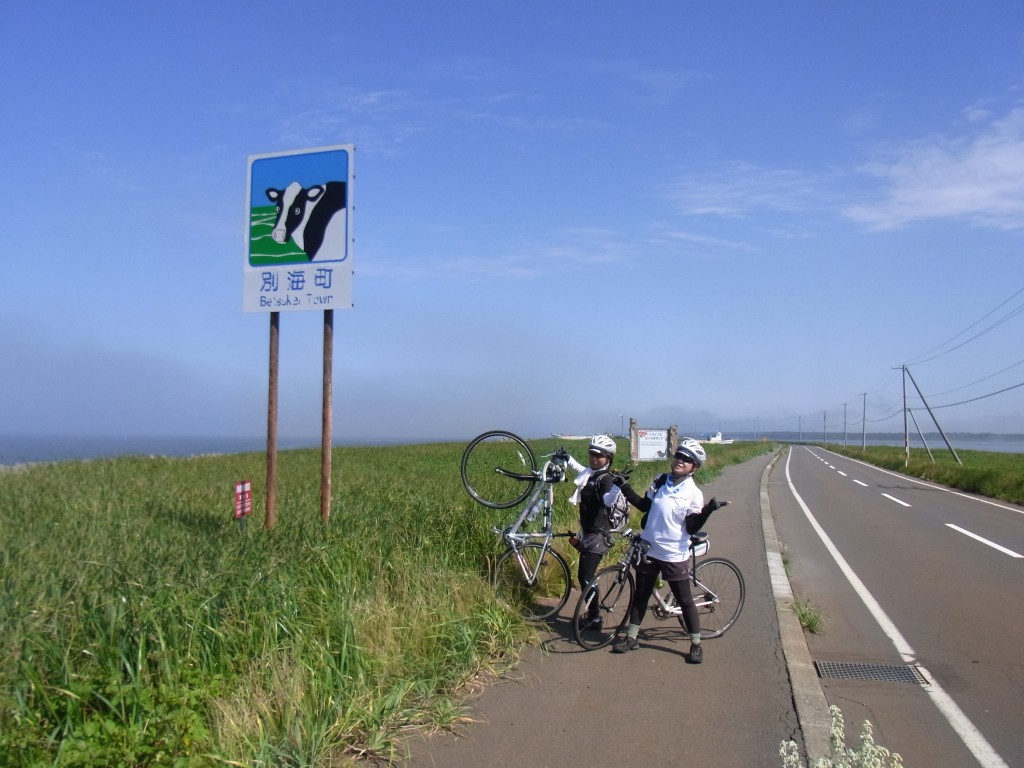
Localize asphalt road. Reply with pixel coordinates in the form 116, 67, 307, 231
403, 446, 1023, 767
770, 445, 1024, 767
405, 451, 803, 768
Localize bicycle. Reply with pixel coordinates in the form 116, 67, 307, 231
461, 430, 575, 621
573, 522, 745, 650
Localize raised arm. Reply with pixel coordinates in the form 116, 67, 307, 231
612, 473, 652, 514
685, 498, 729, 534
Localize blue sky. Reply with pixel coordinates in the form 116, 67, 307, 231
3, 1, 1024, 445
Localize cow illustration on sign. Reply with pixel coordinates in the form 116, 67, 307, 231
265, 180, 347, 261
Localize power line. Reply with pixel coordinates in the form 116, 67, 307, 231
866, 407, 904, 423
924, 357, 1024, 397
864, 368, 900, 396
921, 379, 1024, 410
905, 285, 1024, 366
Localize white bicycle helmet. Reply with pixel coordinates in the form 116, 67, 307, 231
588, 434, 617, 458
674, 438, 706, 468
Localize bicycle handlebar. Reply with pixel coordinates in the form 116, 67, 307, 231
494, 456, 568, 484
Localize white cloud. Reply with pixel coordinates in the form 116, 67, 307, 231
665, 161, 830, 217
661, 229, 760, 253
845, 105, 1024, 231
661, 103, 1024, 237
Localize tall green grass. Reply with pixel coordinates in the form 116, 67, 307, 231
0, 437, 774, 765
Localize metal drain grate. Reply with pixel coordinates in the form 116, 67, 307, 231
815, 661, 927, 685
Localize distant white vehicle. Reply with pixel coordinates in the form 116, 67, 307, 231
703, 431, 734, 445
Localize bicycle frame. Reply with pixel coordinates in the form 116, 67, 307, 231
491, 457, 570, 580
652, 570, 718, 614
647, 534, 711, 611
495, 488, 554, 579
602, 531, 720, 613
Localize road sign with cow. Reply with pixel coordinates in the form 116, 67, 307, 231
243, 145, 354, 312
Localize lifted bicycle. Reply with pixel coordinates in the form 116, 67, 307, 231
461, 430, 575, 621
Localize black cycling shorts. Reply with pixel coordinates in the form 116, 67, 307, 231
635, 555, 691, 582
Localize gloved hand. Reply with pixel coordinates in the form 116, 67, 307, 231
704, 498, 730, 513
611, 471, 628, 487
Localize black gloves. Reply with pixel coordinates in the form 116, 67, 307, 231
610, 470, 631, 487
703, 498, 729, 513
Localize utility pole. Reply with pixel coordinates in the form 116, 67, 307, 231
823, 410, 827, 444
861, 393, 867, 450
843, 402, 848, 447
903, 366, 962, 465
901, 365, 909, 467
908, 408, 935, 462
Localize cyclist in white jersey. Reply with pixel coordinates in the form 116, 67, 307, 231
613, 438, 727, 664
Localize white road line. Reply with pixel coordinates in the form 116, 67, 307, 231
882, 493, 912, 507
817, 447, 1024, 516
838, 471, 847, 477
786, 449, 1008, 768
946, 524, 1024, 558
853, 479, 869, 487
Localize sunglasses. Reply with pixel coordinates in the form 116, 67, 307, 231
673, 453, 694, 463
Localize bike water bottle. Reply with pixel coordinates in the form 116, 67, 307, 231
526, 501, 541, 522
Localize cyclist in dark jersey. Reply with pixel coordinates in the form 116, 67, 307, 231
565, 435, 628, 630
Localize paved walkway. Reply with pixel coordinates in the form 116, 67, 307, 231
403, 451, 831, 767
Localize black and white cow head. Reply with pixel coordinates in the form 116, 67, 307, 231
265, 181, 346, 261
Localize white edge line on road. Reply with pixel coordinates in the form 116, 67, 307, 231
946, 524, 1024, 558
787, 447, 1009, 768
820, 447, 1024, 516
881, 493, 912, 507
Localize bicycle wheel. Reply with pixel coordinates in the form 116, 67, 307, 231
492, 543, 571, 621
662, 558, 745, 638
691, 558, 745, 639
461, 430, 537, 509
573, 565, 634, 650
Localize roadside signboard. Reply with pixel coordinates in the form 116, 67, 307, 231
637, 428, 670, 460
243, 145, 354, 312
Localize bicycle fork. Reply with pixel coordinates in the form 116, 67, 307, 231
512, 547, 540, 585
505, 537, 553, 585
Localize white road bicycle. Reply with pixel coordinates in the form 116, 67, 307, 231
461, 430, 576, 621
573, 524, 745, 650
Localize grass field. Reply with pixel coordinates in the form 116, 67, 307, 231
0, 436, 772, 766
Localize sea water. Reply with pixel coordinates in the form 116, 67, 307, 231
0, 434, 309, 467
2, 432, 1022, 467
